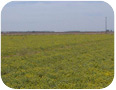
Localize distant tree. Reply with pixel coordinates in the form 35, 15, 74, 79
106, 30, 109, 32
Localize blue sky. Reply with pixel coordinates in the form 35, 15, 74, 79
1, 1, 114, 32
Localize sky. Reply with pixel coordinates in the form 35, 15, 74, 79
1, 1, 114, 32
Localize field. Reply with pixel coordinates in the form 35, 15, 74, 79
1, 34, 114, 89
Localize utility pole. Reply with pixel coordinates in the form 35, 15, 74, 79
105, 17, 107, 31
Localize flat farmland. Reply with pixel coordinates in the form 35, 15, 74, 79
1, 34, 114, 89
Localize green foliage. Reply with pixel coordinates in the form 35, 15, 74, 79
1, 34, 114, 89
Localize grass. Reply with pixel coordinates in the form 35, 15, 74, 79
1, 34, 114, 89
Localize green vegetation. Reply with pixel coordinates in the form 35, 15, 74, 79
1, 34, 114, 89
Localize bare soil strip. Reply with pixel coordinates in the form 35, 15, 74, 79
1, 32, 114, 35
